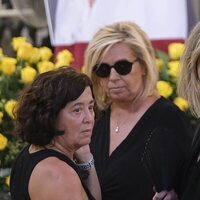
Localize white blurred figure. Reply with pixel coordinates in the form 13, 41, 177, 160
45, 0, 196, 69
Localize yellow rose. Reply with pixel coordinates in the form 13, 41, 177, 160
21, 66, 37, 83
168, 43, 185, 60
155, 58, 164, 72
157, 80, 173, 98
17, 42, 33, 61
0, 57, 17, 75
29, 47, 40, 63
4, 100, 17, 119
0, 111, 3, 123
39, 47, 53, 61
5, 176, 10, 186
37, 61, 54, 74
11, 37, 27, 51
55, 50, 74, 68
173, 97, 189, 112
167, 61, 180, 78
0, 133, 8, 151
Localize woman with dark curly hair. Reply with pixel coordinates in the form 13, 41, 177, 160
10, 67, 101, 200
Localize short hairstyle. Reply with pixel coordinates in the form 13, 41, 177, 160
178, 22, 200, 117
14, 67, 92, 146
84, 21, 158, 110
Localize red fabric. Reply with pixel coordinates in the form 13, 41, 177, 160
151, 39, 185, 53
54, 39, 185, 69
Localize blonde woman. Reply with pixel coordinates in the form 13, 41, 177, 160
178, 21, 200, 200
85, 21, 193, 200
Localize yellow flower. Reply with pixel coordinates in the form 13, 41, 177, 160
4, 100, 17, 119
0, 57, 17, 75
5, 176, 10, 186
21, 66, 37, 83
168, 43, 185, 60
167, 61, 180, 78
157, 80, 173, 98
0, 133, 8, 151
17, 42, 33, 61
55, 50, 74, 68
11, 37, 27, 51
173, 97, 189, 112
37, 61, 54, 74
29, 47, 40, 63
155, 58, 164, 72
0, 111, 3, 123
39, 47, 53, 61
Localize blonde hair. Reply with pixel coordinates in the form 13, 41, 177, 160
84, 21, 158, 110
178, 22, 200, 118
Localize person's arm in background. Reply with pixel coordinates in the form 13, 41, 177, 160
153, 189, 178, 200
88, 0, 95, 7
75, 145, 102, 200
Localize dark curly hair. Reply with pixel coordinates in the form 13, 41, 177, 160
14, 67, 93, 146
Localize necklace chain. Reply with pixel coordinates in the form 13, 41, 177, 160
112, 113, 132, 134
114, 120, 127, 133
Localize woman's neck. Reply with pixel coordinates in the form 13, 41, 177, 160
47, 142, 74, 160
111, 94, 160, 114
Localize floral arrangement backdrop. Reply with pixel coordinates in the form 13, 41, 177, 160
0, 38, 197, 191
156, 43, 197, 126
0, 37, 74, 191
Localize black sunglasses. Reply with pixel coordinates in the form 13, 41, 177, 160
93, 59, 138, 78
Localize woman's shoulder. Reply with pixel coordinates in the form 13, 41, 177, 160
31, 156, 80, 182
153, 97, 188, 117
29, 157, 83, 199
149, 97, 193, 134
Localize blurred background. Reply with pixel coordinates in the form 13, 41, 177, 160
0, 0, 199, 68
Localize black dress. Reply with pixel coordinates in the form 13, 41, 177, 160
10, 145, 94, 200
90, 97, 193, 200
180, 122, 200, 200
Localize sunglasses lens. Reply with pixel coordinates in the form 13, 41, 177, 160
114, 60, 132, 75
94, 64, 111, 77
93, 60, 135, 77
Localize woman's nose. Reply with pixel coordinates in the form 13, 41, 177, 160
83, 109, 94, 123
109, 68, 119, 80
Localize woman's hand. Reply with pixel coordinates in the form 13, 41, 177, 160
75, 145, 92, 163
75, 145, 102, 200
153, 189, 178, 200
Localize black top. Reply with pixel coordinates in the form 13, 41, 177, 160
90, 97, 193, 200
10, 145, 94, 200
181, 121, 200, 200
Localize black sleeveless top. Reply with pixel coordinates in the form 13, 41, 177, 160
10, 145, 94, 200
